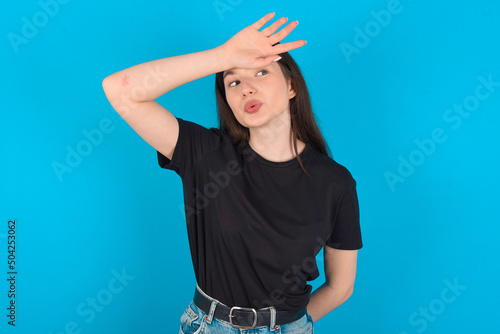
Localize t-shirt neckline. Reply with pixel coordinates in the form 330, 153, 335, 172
243, 141, 311, 167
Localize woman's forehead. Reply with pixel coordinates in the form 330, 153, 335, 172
223, 63, 279, 77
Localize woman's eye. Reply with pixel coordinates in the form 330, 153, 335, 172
228, 70, 267, 87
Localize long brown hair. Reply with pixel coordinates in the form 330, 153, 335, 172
215, 47, 332, 177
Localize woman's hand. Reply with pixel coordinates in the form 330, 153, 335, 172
216, 12, 307, 69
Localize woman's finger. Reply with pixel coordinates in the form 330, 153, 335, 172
272, 39, 307, 54
251, 12, 276, 30
268, 20, 299, 45
260, 16, 288, 37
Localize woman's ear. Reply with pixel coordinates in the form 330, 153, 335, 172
288, 78, 296, 99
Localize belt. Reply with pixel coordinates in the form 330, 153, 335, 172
192, 285, 307, 330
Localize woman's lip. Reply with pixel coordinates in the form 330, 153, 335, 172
245, 103, 262, 113
244, 100, 263, 113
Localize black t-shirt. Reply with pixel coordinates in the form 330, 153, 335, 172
157, 117, 363, 312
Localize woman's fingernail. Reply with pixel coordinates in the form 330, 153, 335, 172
273, 56, 282, 62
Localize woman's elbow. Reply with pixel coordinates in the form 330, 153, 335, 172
345, 285, 354, 300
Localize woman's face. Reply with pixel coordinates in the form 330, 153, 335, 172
222, 62, 296, 129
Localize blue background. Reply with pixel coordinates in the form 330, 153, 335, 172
2, 0, 499, 333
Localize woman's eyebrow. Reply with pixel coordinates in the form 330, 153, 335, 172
223, 70, 236, 79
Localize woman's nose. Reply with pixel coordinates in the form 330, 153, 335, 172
241, 82, 256, 97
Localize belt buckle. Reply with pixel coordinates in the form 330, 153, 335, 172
229, 306, 258, 329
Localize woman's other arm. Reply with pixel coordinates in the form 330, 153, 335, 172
307, 247, 358, 322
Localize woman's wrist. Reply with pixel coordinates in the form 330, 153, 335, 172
213, 44, 234, 70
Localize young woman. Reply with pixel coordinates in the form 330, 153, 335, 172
103, 12, 362, 334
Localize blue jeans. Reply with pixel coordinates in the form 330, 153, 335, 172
179, 286, 314, 334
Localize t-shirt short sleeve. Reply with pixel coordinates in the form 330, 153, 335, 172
326, 176, 363, 250
156, 117, 222, 179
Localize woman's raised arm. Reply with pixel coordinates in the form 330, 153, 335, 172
102, 12, 305, 102
101, 13, 306, 160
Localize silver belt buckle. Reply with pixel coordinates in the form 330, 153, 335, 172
229, 306, 258, 329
